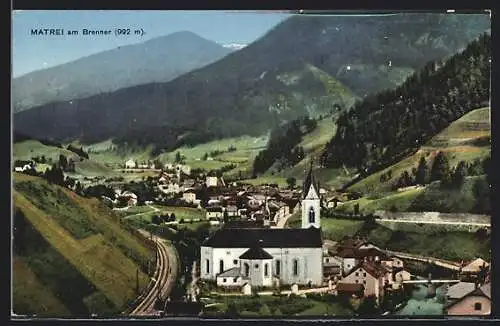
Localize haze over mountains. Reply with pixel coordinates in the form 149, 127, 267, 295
13, 31, 234, 112
14, 13, 490, 155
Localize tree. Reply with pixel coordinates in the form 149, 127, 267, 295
175, 152, 182, 163
353, 203, 360, 215
58, 154, 68, 171
286, 177, 297, 189
430, 152, 450, 183
415, 156, 428, 185
153, 159, 163, 170
358, 295, 379, 316
451, 161, 468, 188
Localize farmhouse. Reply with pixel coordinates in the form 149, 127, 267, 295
125, 159, 136, 169
200, 164, 324, 288
206, 176, 219, 188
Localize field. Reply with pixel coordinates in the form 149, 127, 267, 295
336, 187, 425, 214
12, 173, 155, 317
365, 223, 491, 261
14, 140, 80, 162
348, 107, 491, 194
286, 211, 363, 241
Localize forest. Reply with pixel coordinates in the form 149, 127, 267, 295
321, 33, 491, 174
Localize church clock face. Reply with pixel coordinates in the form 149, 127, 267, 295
309, 206, 315, 223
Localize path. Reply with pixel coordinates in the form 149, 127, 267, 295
377, 218, 490, 228
385, 250, 461, 271
124, 204, 160, 220
130, 229, 178, 316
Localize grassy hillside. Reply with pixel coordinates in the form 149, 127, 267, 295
13, 140, 80, 162
12, 173, 155, 317
348, 107, 491, 195
365, 223, 490, 261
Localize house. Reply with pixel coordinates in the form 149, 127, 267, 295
176, 164, 192, 176
446, 283, 491, 315
13, 160, 34, 172
225, 205, 239, 217
216, 267, 246, 287
200, 164, 323, 288
446, 282, 477, 303
159, 182, 181, 194
461, 258, 489, 274
206, 176, 219, 188
125, 159, 136, 169
206, 207, 224, 219
337, 261, 389, 302
183, 190, 197, 204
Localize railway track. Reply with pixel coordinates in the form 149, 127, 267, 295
130, 231, 176, 316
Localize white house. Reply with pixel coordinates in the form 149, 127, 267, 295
206, 207, 224, 219
206, 176, 219, 188
125, 159, 136, 169
183, 190, 197, 204
200, 165, 324, 288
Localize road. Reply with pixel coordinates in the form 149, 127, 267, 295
274, 211, 294, 229
130, 229, 178, 316
377, 218, 490, 228
385, 250, 462, 271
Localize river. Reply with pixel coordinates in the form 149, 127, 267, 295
395, 282, 447, 316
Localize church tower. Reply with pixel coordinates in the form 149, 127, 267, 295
301, 161, 321, 229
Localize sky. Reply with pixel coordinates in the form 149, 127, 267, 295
12, 10, 293, 77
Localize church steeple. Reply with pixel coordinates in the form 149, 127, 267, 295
301, 159, 321, 229
302, 159, 320, 200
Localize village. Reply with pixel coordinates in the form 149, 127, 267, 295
12, 156, 492, 317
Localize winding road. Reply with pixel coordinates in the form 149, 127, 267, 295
130, 229, 178, 316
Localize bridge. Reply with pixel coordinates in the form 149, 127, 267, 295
384, 250, 462, 271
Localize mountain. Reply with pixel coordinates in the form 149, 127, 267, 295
321, 33, 491, 175
13, 31, 233, 112
13, 173, 155, 317
14, 13, 490, 154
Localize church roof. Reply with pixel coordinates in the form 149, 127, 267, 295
302, 161, 320, 200
202, 227, 322, 248
239, 246, 273, 260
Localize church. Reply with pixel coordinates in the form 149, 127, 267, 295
200, 164, 324, 288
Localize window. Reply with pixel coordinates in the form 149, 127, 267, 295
264, 264, 269, 277
219, 260, 224, 274
475, 302, 482, 311
276, 260, 281, 276
293, 259, 299, 276
355, 280, 359, 283
233, 277, 238, 283
363, 280, 366, 285
309, 207, 315, 223
355, 272, 359, 277
223, 278, 227, 283
347, 264, 351, 268
363, 272, 367, 277
244, 263, 250, 276
206, 259, 210, 273
233, 259, 238, 265
255, 264, 259, 269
